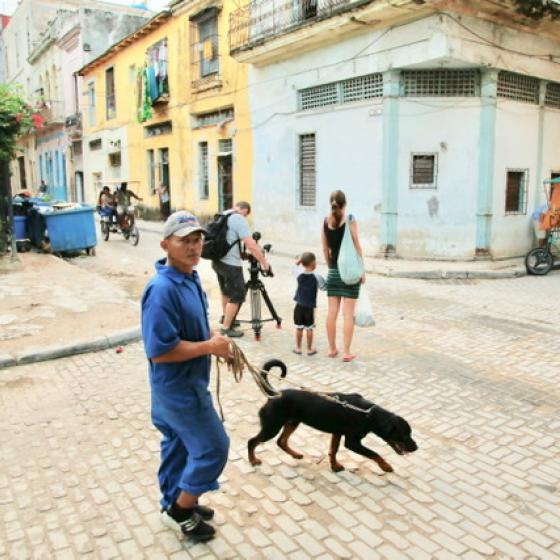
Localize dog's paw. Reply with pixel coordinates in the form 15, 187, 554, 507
331, 463, 345, 472
249, 458, 262, 467
291, 452, 304, 460
377, 459, 394, 473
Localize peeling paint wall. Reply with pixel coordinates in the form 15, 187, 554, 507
248, 12, 560, 259
81, 9, 152, 62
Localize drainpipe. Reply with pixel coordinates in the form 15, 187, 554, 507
534, 80, 546, 208
475, 69, 498, 258
380, 69, 400, 255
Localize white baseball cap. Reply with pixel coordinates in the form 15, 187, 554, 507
163, 210, 207, 239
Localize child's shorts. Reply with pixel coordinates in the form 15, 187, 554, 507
294, 304, 315, 330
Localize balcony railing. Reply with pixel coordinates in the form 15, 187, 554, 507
229, 0, 371, 52
36, 100, 65, 127
65, 112, 82, 138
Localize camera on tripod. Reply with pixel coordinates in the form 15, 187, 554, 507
238, 231, 281, 340
242, 232, 273, 278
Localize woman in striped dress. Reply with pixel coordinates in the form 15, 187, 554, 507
321, 190, 365, 362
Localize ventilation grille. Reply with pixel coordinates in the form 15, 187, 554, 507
300, 83, 339, 111
402, 69, 480, 97
497, 72, 539, 104
299, 73, 383, 111
341, 74, 383, 103
545, 82, 560, 109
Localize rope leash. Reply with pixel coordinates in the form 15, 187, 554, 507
214, 341, 372, 421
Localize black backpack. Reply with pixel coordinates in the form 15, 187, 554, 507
201, 212, 239, 260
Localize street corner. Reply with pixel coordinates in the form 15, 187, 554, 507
0, 251, 140, 363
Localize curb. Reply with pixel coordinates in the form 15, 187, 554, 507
0, 327, 141, 370
370, 269, 527, 279
271, 248, 526, 280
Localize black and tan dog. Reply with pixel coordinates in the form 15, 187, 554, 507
248, 359, 418, 472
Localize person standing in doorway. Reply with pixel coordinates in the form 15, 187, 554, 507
39, 179, 48, 194
158, 183, 171, 221
321, 190, 365, 362
141, 210, 233, 543
211, 201, 270, 338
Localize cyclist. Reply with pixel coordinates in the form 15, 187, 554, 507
98, 186, 117, 229
115, 182, 143, 231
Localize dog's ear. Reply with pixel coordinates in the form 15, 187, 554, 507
367, 407, 394, 440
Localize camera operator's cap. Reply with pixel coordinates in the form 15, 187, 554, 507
163, 210, 207, 239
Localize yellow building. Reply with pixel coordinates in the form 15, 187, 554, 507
78, 0, 252, 218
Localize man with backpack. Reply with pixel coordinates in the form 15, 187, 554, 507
208, 201, 270, 337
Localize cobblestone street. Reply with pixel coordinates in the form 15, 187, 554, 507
1, 261, 559, 559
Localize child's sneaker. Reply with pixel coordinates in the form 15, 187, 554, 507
161, 505, 215, 543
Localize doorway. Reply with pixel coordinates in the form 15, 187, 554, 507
17, 156, 27, 191
75, 172, 84, 202
218, 155, 232, 212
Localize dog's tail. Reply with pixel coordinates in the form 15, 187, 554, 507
256, 359, 287, 398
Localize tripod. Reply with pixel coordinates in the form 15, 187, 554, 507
238, 258, 282, 340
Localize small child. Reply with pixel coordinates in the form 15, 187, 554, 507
293, 252, 325, 356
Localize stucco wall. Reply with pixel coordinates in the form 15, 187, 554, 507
248, 12, 560, 258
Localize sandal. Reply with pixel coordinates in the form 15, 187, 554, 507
343, 354, 357, 362
292, 349, 302, 355
327, 350, 339, 358
307, 349, 317, 356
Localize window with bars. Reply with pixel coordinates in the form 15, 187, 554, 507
505, 169, 528, 214
218, 139, 232, 154
193, 108, 234, 128
199, 142, 209, 199
145, 121, 173, 137
87, 82, 95, 127
147, 149, 156, 194
299, 73, 383, 111
410, 154, 437, 189
545, 82, 560, 109
105, 67, 116, 120
299, 134, 316, 207
402, 69, 480, 97
158, 148, 170, 192
497, 72, 539, 104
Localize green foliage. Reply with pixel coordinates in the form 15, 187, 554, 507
512, 0, 560, 20
0, 84, 35, 162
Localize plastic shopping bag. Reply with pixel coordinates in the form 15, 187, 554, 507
337, 216, 364, 285
354, 289, 375, 327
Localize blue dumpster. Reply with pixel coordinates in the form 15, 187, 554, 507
14, 216, 28, 240
43, 205, 97, 253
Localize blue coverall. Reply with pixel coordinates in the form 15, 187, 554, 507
141, 259, 229, 509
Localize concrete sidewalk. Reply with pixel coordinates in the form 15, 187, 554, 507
137, 219, 527, 279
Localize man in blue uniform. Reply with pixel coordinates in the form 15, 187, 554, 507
141, 210, 232, 543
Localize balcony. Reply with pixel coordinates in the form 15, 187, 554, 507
230, 0, 371, 50
229, 0, 430, 64
65, 112, 82, 139
35, 100, 65, 129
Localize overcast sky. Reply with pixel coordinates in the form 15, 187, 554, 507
0, 0, 170, 16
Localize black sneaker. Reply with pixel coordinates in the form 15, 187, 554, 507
161, 505, 214, 522
194, 504, 214, 521
220, 327, 244, 338
161, 507, 215, 543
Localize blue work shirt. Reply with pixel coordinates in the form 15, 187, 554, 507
141, 258, 211, 395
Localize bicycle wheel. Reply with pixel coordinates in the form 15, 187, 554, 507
127, 225, 140, 246
101, 221, 110, 241
525, 248, 553, 276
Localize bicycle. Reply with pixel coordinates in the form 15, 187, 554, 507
525, 178, 560, 276
99, 207, 139, 246
525, 229, 560, 275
